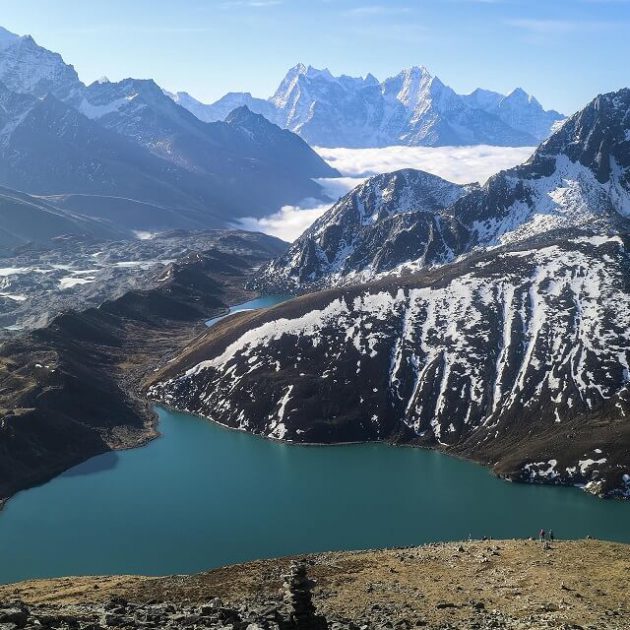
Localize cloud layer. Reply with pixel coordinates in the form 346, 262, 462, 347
316, 145, 535, 184
238, 145, 535, 242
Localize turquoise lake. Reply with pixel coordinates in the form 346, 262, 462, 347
0, 296, 629, 584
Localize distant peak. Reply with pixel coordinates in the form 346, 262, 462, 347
225, 104, 263, 125
97, 76, 110, 84
507, 87, 530, 101
402, 65, 432, 78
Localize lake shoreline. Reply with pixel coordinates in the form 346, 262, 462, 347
152, 398, 618, 501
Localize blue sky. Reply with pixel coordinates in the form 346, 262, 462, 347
0, 0, 628, 115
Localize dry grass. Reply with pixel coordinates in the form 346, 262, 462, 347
1, 540, 629, 627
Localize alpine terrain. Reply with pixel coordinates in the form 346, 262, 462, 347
173, 64, 564, 148
149, 89, 630, 499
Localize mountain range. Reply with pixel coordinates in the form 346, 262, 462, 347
171, 64, 565, 148
150, 89, 630, 498
0, 27, 337, 245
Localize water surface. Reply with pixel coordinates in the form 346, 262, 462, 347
0, 296, 629, 584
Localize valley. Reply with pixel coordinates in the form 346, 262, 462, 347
0, 230, 285, 334
1, 6, 630, 609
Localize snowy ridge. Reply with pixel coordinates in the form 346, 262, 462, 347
0, 31, 81, 100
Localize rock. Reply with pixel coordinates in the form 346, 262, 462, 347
0, 608, 28, 628
435, 602, 458, 610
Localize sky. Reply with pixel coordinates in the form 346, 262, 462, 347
0, 0, 628, 116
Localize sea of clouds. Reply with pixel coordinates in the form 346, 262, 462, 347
238, 145, 535, 242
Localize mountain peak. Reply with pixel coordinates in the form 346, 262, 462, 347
305, 65, 334, 80
404, 65, 432, 77
534, 87, 630, 183
505, 87, 541, 108
225, 104, 262, 125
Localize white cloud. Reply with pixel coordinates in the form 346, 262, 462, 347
316, 145, 535, 185
237, 201, 330, 242
238, 145, 534, 242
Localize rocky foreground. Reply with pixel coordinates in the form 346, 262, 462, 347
1, 540, 628, 630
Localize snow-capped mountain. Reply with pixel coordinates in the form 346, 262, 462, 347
0, 27, 338, 233
253, 170, 475, 291
149, 89, 630, 497
255, 90, 630, 292
170, 90, 276, 124
175, 63, 564, 148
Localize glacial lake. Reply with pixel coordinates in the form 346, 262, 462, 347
0, 296, 629, 584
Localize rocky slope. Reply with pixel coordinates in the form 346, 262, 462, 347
0, 231, 283, 504
1, 540, 628, 630
0, 28, 338, 235
149, 90, 630, 498
254, 89, 630, 293
176, 64, 564, 148
150, 234, 630, 498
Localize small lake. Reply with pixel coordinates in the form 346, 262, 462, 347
0, 296, 629, 584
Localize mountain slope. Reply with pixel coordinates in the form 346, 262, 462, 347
150, 233, 630, 498
149, 89, 630, 498
0, 186, 126, 252
177, 64, 564, 148
0, 27, 82, 100
0, 232, 282, 503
